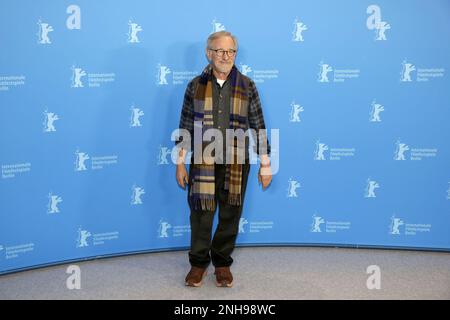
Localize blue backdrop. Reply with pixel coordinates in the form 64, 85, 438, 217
1, 0, 449, 274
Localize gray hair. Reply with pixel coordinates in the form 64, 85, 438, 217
206, 31, 238, 50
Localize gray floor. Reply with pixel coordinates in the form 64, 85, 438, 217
0, 247, 449, 300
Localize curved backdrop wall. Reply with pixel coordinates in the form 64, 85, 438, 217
1, 0, 449, 274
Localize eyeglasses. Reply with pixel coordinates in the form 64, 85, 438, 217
208, 48, 237, 57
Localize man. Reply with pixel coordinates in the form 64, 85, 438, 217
175, 31, 272, 287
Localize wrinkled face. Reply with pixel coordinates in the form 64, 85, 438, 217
206, 36, 236, 75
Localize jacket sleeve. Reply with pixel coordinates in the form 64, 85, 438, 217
175, 79, 196, 147
247, 79, 271, 156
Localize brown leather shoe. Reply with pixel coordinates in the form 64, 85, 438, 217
214, 266, 233, 287
185, 266, 207, 287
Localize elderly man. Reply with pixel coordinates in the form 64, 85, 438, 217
175, 31, 272, 287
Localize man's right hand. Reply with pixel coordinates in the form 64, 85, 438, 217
176, 164, 189, 189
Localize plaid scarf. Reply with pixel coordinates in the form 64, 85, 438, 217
189, 64, 248, 211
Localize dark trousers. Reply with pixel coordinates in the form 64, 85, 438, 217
188, 163, 250, 268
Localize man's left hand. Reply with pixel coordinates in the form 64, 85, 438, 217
258, 165, 272, 190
